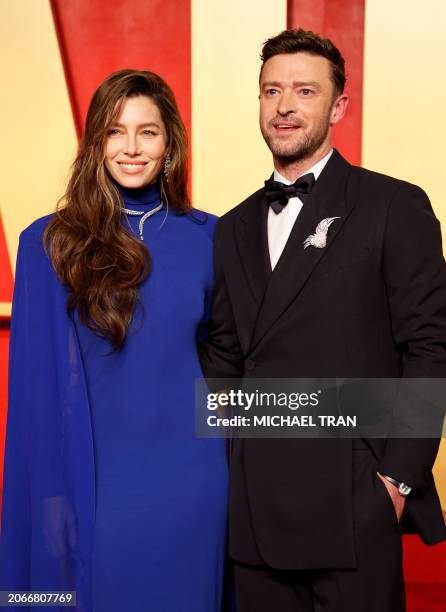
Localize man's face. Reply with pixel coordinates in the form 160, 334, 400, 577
259, 52, 341, 163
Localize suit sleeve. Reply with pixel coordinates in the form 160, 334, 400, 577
199, 219, 245, 380
377, 183, 446, 489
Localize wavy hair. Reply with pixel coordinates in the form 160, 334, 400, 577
44, 69, 191, 348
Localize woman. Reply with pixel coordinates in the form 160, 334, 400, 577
0, 70, 228, 611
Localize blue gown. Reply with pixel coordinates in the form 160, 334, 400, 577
0, 184, 229, 612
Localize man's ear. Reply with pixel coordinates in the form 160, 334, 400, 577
330, 94, 349, 126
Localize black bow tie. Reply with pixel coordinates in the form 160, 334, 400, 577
265, 172, 316, 214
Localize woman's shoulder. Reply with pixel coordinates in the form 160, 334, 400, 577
172, 207, 218, 241
19, 213, 55, 249
15, 214, 66, 293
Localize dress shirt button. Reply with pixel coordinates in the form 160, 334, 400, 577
245, 359, 255, 371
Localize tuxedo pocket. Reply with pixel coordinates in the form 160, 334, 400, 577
312, 246, 372, 277
374, 473, 401, 529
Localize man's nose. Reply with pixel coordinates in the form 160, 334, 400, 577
277, 90, 296, 116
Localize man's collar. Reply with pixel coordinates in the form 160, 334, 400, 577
273, 148, 333, 185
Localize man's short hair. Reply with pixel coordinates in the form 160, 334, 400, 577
260, 29, 346, 95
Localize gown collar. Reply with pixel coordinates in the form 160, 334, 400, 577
113, 180, 164, 241
114, 180, 161, 212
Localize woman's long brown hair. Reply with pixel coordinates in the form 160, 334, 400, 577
44, 69, 191, 348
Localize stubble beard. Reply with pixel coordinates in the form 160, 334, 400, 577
261, 114, 331, 165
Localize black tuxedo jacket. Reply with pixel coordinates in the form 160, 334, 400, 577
200, 149, 446, 569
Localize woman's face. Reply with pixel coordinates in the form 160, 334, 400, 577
104, 95, 168, 188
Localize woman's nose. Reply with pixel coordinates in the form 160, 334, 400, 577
124, 135, 139, 155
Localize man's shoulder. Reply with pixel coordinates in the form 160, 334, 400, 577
352, 164, 428, 202
217, 187, 265, 228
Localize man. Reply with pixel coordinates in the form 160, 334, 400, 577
200, 29, 446, 611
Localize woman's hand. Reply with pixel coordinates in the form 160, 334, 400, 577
42, 496, 78, 557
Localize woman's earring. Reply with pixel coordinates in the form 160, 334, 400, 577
163, 154, 171, 182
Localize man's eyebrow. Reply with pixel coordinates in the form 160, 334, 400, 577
261, 80, 320, 88
261, 81, 283, 88
293, 80, 320, 88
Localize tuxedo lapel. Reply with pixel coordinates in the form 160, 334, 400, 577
250, 150, 354, 351
235, 189, 271, 305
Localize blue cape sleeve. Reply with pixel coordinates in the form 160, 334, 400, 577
0, 219, 95, 611
194, 212, 218, 345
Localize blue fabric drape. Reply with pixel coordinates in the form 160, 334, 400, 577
0, 218, 95, 610
0, 194, 228, 611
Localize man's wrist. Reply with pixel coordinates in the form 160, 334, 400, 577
381, 474, 412, 496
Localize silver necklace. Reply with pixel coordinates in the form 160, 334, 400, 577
123, 203, 163, 241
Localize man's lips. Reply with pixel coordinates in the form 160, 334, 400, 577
273, 123, 301, 131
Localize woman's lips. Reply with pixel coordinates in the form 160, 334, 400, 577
117, 162, 148, 174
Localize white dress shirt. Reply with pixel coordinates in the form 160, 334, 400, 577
267, 149, 333, 270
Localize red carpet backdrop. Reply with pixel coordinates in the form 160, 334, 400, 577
0, 1, 445, 609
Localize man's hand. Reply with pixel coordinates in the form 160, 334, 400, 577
377, 472, 405, 522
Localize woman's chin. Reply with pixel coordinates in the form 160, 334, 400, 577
114, 174, 156, 189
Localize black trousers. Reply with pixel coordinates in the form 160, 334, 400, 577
233, 443, 405, 612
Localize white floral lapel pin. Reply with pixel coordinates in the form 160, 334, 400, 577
303, 217, 341, 249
